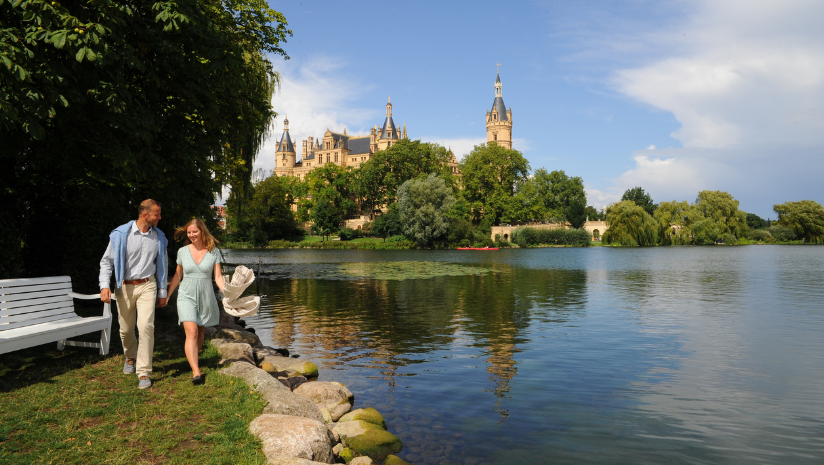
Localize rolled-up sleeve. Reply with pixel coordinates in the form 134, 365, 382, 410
99, 240, 114, 290
156, 249, 169, 298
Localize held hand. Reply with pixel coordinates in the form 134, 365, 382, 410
157, 297, 167, 308
100, 288, 111, 304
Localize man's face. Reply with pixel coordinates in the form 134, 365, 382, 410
144, 206, 161, 227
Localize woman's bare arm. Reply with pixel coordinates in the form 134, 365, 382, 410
167, 265, 184, 298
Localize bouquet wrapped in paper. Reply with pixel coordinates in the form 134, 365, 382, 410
222, 265, 261, 317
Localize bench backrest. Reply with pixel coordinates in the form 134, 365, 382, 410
0, 276, 77, 332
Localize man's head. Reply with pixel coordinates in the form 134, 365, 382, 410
138, 199, 162, 227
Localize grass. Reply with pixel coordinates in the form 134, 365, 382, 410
0, 303, 267, 465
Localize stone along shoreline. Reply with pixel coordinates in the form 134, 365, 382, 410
207, 326, 408, 465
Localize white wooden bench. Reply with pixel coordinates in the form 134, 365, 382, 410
0, 276, 112, 355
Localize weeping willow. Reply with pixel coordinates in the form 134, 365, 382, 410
602, 200, 659, 246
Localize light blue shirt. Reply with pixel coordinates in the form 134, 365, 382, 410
99, 222, 169, 298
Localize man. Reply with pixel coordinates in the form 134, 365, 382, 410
100, 199, 169, 390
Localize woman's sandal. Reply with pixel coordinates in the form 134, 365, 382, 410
191, 374, 205, 385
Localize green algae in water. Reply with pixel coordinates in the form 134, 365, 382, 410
334, 261, 494, 280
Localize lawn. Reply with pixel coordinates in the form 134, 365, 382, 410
0, 303, 267, 465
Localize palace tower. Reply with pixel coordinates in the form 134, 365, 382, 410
485, 70, 512, 149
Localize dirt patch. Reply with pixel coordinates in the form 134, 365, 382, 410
137, 449, 169, 464
118, 421, 138, 430
171, 439, 201, 453
78, 417, 105, 430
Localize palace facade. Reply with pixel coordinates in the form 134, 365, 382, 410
273, 70, 513, 180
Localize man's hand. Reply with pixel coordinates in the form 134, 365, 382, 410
157, 297, 167, 308
101, 288, 111, 304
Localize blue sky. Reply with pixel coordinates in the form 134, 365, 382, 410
256, 0, 824, 219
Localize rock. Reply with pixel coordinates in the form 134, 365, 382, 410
254, 345, 290, 361
278, 377, 292, 389
383, 455, 410, 465
220, 361, 290, 395
330, 403, 352, 422
249, 414, 335, 464
338, 408, 386, 430
268, 459, 330, 465
259, 355, 319, 379
349, 457, 373, 465
333, 420, 402, 462
215, 342, 255, 365
332, 443, 345, 456
319, 407, 332, 424
209, 327, 261, 346
338, 447, 355, 463
288, 376, 309, 391
261, 389, 325, 423
327, 425, 340, 444
295, 382, 354, 414
260, 362, 279, 373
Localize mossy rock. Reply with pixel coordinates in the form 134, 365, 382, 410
339, 408, 386, 429
299, 361, 320, 379
260, 362, 278, 373
320, 406, 332, 424
383, 456, 410, 465
339, 447, 355, 463
334, 420, 402, 461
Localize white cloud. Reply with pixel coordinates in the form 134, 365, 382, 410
594, 0, 824, 216
255, 57, 381, 172
646, 145, 656, 150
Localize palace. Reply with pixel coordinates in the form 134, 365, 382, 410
273, 70, 512, 180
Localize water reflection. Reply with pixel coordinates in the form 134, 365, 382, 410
225, 247, 824, 465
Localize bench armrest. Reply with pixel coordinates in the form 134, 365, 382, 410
69, 292, 102, 300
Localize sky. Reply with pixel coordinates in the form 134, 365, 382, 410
254, 0, 824, 219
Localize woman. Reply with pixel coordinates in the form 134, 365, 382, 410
167, 218, 225, 385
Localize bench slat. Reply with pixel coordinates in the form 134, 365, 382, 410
0, 313, 82, 331
0, 288, 72, 303
0, 300, 77, 317
0, 281, 73, 296
0, 276, 71, 288
0, 306, 76, 324
0, 295, 72, 310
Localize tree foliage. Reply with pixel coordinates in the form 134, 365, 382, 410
621, 186, 658, 216
372, 203, 403, 241
242, 175, 298, 246
398, 174, 455, 246
0, 0, 290, 282
459, 143, 530, 224
602, 201, 658, 246
774, 200, 824, 244
693, 190, 747, 241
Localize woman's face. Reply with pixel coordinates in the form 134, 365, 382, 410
187, 224, 202, 245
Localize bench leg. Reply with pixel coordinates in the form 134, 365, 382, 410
57, 340, 65, 351
99, 327, 111, 355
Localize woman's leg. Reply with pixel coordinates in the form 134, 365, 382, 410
197, 325, 206, 353
183, 321, 201, 377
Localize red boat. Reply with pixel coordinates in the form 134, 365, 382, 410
456, 247, 499, 250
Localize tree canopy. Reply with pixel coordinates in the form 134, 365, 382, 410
601, 200, 658, 246
460, 143, 530, 223
1, 0, 290, 282
774, 200, 824, 244
621, 187, 658, 216
398, 174, 455, 246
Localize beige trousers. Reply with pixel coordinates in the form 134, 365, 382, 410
114, 277, 156, 378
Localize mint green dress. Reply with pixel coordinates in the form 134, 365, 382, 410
176, 246, 223, 327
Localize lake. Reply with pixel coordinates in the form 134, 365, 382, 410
223, 246, 824, 465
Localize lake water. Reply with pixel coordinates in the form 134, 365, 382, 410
223, 246, 824, 465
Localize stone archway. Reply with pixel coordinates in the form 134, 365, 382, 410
592, 229, 600, 241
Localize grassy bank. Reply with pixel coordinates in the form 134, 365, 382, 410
223, 236, 415, 250
0, 302, 267, 465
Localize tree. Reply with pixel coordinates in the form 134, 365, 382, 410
303, 164, 356, 234
310, 195, 341, 241
530, 169, 586, 222
565, 198, 588, 229
745, 212, 766, 229
245, 175, 298, 245
621, 187, 658, 216
654, 200, 699, 245
398, 174, 456, 246
601, 201, 658, 246
372, 203, 404, 241
460, 143, 530, 223
1, 0, 290, 283
585, 206, 605, 221
694, 190, 747, 240
774, 200, 824, 244
355, 139, 455, 212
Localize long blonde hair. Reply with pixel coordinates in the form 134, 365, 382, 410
174, 218, 219, 252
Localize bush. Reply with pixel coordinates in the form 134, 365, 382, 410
767, 224, 798, 242
510, 227, 591, 247
458, 239, 471, 247
720, 233, 738, 245
745, 229, 773, 242
387, 235, 409, 243
338, 227, 362, 241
